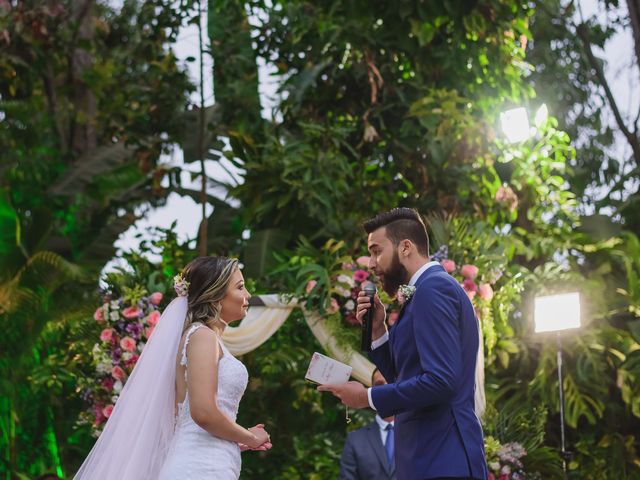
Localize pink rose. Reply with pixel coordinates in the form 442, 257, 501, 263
112, 366, 126, 381
148, 292, 163, 305
100, 328, 114, 342
94, 307, 103, 322
478, 283, 494, 301
460, 264, 479, 280
122, 306, 142, 319
466, 290, 477, 301
327, 298, 340, 314
388, 312, 399, 326
102, 404, 114, 418
462, 278, 478, 293
146, 310, 161, 326
356, 256, 370, 267
144, 326, 155, 339
441, 259, 456, 273
305, 280, 317, 294
120, 336, 137, 352
353, 269, 369, 283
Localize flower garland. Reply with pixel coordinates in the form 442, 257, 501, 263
77, 290, 164, 435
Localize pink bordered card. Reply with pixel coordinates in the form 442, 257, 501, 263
305, 352, 352, 385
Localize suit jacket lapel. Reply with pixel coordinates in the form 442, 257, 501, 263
365, 422, 392, 476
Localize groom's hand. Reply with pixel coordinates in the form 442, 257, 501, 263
356, 291, 386, 341
317, 381, 369, 409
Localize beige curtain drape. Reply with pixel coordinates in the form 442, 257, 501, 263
222, 294, 297, 356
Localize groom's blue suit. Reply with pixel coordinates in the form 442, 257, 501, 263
369, 264, 487, 480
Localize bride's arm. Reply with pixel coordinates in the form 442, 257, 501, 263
186, 328, 268, 449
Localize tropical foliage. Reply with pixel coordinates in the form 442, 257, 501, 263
2, 0, 640, 478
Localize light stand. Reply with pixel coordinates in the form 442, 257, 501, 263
534, 292, 581, 478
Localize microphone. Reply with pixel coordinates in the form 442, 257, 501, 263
361, 281, 376, 352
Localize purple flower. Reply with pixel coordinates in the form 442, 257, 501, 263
126, 322, 143, 338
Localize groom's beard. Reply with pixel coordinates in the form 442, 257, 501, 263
380, 252, 409, 297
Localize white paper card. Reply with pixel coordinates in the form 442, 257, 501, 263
305, 352, 352, 385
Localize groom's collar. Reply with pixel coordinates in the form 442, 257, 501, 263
408, 260, 440, 286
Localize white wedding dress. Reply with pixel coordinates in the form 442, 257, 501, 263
158, 323, 249, 479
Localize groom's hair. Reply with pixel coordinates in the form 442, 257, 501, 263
363, 208, 429, 257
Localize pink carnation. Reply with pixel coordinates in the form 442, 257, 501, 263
356, 256, 370, 267
112, 366, 126, 381
460, 264, 479, 280
100, 328, 114, 342
122, 306, 142, 319
120, 336, 137, 352
478, 283, 494, 301
441, 259, 456, 273
146, 310, 161, 326
305, 280, 317, 294
124, 354, 140, 369
102, 404, 114, 418
101, 377, 115, 390
94, 307, 103, 322
353, 269, 369, 283
149, 292, 163, 305
327, 298, 340, 314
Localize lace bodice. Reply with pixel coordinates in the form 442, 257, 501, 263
158, 323, 249, 479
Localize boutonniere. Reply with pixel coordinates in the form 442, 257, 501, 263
397, 285, 416, 305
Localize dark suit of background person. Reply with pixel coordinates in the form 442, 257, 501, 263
339, 370, 396, 480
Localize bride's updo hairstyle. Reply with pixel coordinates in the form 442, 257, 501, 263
181, 256, 239, 332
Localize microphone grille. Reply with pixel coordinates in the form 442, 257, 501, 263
363, 281, 377, 295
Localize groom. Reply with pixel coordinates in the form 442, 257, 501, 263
318, 208, 487, 480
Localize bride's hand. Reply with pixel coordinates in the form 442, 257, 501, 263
246, 424, 270, 449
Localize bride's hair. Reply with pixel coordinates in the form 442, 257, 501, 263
181, 256, 239, 332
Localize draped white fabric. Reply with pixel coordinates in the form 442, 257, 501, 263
221, 295, 485, 417
222, 294, 297, 356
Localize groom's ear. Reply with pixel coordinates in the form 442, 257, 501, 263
398, 239, 414, 257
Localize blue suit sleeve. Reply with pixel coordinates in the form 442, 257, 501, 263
339, 432, 359, 480
371, 277, 461, 416
368, 340, 396, 384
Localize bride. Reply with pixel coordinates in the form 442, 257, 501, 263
74, 256, 271, 479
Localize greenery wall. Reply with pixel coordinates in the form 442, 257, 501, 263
1, 0, 639, 478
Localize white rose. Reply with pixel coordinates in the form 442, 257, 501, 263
110, 301, 120, 310
109, 311, 120, 321
113, 381, 123, 393
337, 274, 355, 287
121, 352, 132, 361
345, 300, 355, 310
96, 361, 111, 374
138, 342, 146, 352
335, 287, 351, 298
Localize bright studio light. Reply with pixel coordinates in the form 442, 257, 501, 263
534, 292, 581, 333
500, 107, 530, 143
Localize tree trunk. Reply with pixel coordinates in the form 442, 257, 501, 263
69, 0, 97, 154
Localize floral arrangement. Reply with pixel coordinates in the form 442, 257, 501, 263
77, 288, 164, 435
306, 255, 375, 327
485, 436, 528, 479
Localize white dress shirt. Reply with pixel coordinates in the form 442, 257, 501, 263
367, 260, 440, 410
375, 414, 395, 445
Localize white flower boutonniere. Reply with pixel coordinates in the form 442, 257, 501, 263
397, 284, 416, 305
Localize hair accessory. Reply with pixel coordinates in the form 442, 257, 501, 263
173, 273, 190, 297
